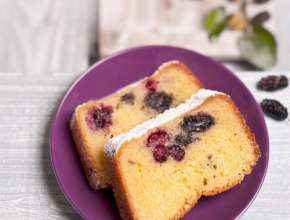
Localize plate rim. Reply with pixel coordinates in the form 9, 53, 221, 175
50, 45, 269, 220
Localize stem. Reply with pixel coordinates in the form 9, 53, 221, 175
240, 0, 247, 17
239, 0, 251, 32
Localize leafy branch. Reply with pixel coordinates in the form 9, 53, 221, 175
203, 0, 277, 70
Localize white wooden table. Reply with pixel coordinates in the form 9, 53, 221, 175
0, 71, 289, 220
1, 0, 290, 73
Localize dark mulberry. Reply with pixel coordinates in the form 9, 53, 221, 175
257, 75, 288, 91
174, 132, 194, 147
153, 145, 168, 163
121, 93, 135, 105
252, 11, 270, 24
86, 104, 113, 130
253, 0, 270, 4
181, 112, 215, 133
169, 145, 185, 161
261, 99, 288, 121
144, 91, 172, 112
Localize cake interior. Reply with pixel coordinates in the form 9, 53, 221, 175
74, 62, 202, 187
114, 95, 260, 220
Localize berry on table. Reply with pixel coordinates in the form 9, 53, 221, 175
261, 99, 288, 121
257, 75, 288, 91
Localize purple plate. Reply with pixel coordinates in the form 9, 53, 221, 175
50, 45, 269, 220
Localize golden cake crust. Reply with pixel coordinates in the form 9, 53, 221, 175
164, 62, 203, 90
71, 61, 203, 189
111, 94, 260, 220
195, 95, 260, 196
71, 113, 106, 189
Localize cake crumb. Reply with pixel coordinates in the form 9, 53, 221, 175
128, 160, 136, 165
203, 178, 208, 186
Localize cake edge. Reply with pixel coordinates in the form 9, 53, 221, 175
108, 93, 261, 220
70, 113, 108, 189
201, 94, 261, 196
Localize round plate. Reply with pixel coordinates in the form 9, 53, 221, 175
50, 45, 269, 220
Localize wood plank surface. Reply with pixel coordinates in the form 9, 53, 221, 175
0, 0, 98, 74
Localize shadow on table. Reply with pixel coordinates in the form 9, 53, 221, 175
41, 116, 82, 220
222, 60, 261, 71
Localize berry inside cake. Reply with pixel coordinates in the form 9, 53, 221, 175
105, 89, 260, 220
71, 61, 203, 189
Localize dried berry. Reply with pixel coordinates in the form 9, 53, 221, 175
181, 112, 215, 133
144, 91, 172, 112
261, 99, 288, 121
169, 145, 185, 161
252, 11, 270, 25
153, 145, 168, 163
86, 104, 113, 130
257, 75, 288, 91
253, 0, 270, 4
174, 132, 194, 147
121, 93, 135, 105
145, 79, 159, 92
146, 129, 170, 148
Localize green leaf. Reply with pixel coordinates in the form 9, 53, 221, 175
204, 7, 230, 40
238, 24, 277, 69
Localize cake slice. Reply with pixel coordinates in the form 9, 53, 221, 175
105, 89, 260, 220
71, 61, 203, 189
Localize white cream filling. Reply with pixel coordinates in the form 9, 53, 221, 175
104, 89, 225, 159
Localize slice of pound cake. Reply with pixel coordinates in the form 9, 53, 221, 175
105, 89, 260, 220
71, 61, 203, 189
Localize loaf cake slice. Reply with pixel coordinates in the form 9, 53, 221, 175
105, 89, 260, 220
71, 61, 203, 189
